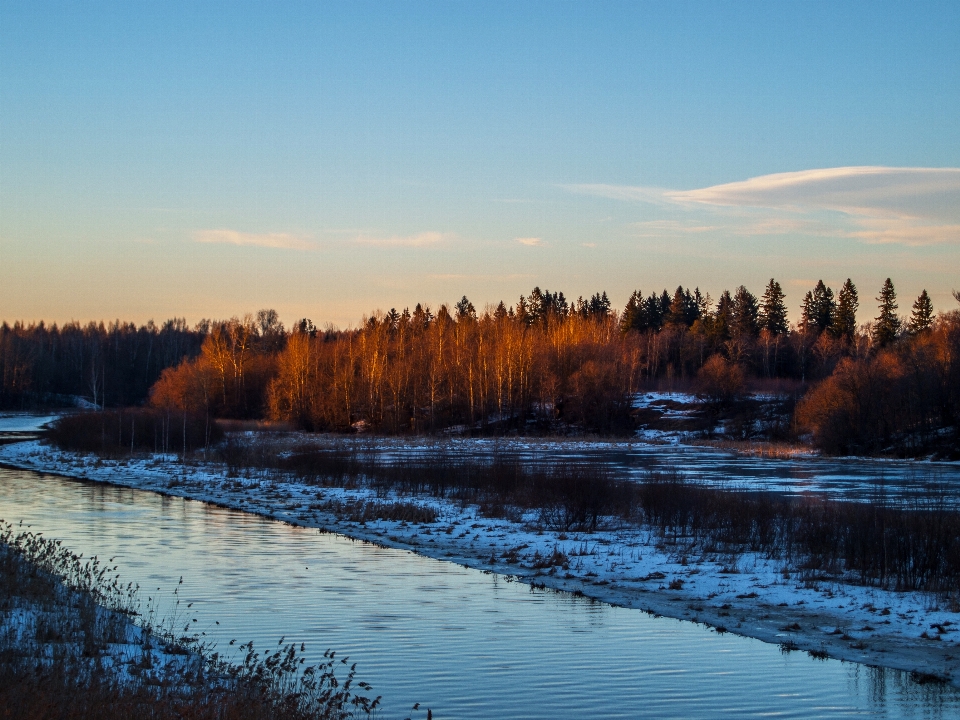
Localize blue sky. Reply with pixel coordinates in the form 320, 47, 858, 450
2, 1, 959, 326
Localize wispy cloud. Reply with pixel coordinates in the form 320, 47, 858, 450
568, 167, 960, 246
516, 237, 546, 246
195, 229, 315, 250
631, 220, 717, 237
563, 183, 673, 205
847, 219, 960, 246
354, 231, 450, 247
666, 167, 960, 215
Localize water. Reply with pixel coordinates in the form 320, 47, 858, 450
1, 467, 958, 718
363, 438, 960, 504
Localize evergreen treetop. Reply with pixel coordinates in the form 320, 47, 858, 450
832, 278, 859, 341
873, 278, 901, 346
909, 289, 934, 334
758, 279, 788, 335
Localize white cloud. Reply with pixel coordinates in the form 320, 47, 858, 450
354, 231, 449, 247
667, 167, 960, 215
516, 237, 545, 246
563, 183, 673, 205
195, 229, 314, 250
568, 167, 960, 246
631, 220, 717, 237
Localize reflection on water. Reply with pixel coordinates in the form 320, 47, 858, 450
1, 467, 959, 719
374, 440, 960, 504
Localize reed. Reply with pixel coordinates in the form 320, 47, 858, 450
0, 521, 381, 719
244, 441, 960, 595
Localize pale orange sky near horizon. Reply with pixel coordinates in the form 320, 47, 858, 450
3, 3, 959, 329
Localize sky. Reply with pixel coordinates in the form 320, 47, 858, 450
2, 1, 959, 328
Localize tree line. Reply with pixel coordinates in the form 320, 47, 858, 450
0, 318, 203, 410
5, 278, 958, 452
139, 278, 960, 453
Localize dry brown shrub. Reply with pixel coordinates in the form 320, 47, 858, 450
695, 355, 746, 406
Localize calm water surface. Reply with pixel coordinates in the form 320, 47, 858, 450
1, 466, 959, 719
375, 440, 960, 504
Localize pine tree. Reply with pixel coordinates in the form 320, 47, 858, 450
730, 286, 759, 337
800, 281, 835, 334
909, 289, 934, 334
800, 291, 816, 333
832, 278, 859, 341
758, 279, 788, 335
666, 286, 699, 327
527, 287, 545, 324
693, 287, 711, 319
588, 291, 611, 319
412, 303, 432, 329
713, 290, 733, 341
515, 295, 530, 327
620, 291, 643, 334
811, 280, 835, 333
873, 278, 901, 346
658, 290, 672, 326
454, 295, 476, 321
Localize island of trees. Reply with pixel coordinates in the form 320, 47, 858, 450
2, 278, 958, 457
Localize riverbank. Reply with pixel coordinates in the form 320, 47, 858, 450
2, 437, 959, 688
0, 515, 382, 719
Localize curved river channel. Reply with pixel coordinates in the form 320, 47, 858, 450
2, 466, 960, 718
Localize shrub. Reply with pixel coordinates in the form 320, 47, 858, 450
46, 409, 223, 456
695, 356, 746, 406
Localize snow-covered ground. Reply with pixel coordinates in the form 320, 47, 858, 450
0, 600, 201, 684
0, 534, 203, 687
2, 437, 959, 686
0, 412, 59, 433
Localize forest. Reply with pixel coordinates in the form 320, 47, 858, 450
4, 279, 959, 456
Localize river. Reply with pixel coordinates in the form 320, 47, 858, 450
1, 465, 959, 718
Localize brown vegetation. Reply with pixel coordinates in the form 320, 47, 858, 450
0, 522, 380, 719
797, 312, 960, 456
9, 279, 960, 453
47, 409, 223, 457
211, 441, 960, 594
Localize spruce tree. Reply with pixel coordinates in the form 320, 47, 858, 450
813, 280, 835, 333
659, 290, 672, 325
800, 290, 816, 333
620, 291, 643, 333
455, 295, 476, 321
644, 292, 664, 331
832, 278, 859, 341
713, 290, 733, 341
909, 289, 934, 333
588, 291, 611, 319
666, 287, 686, 326
730, 286, 759, 337
758, 279, 788, 335
800, 280, 834, 334
693, 288, 711, 319
872, 278, 901, 346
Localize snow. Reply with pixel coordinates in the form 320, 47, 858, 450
2, 437, 959, 686
0, 556, 202, 685
0, 413, 59, 432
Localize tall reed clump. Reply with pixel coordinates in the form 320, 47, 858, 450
0, 521, 381, 719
